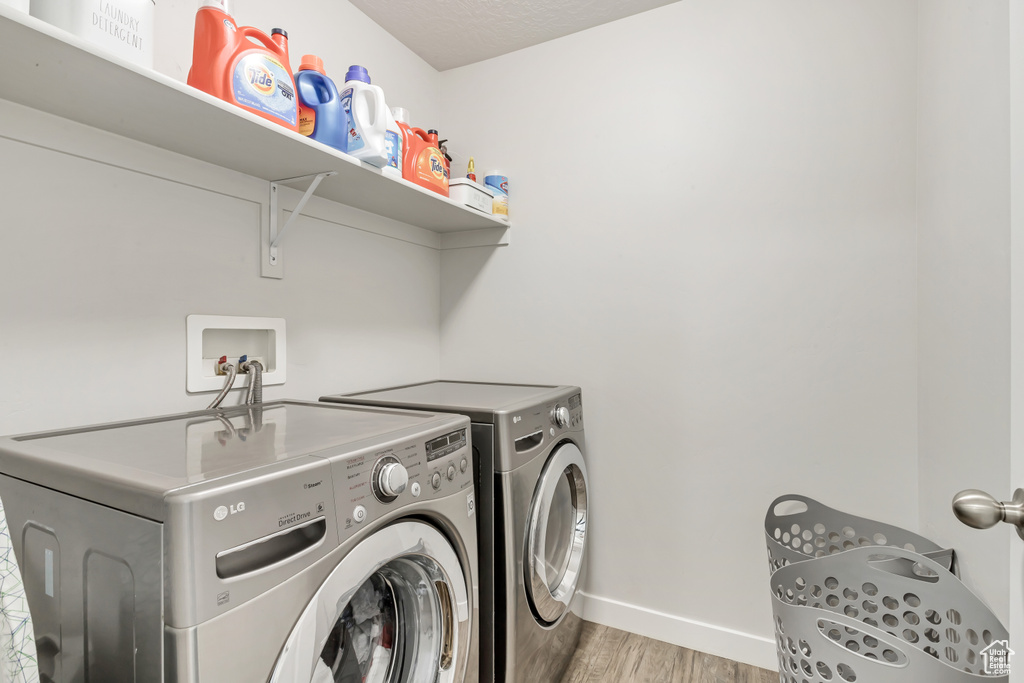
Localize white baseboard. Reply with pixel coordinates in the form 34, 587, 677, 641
578, 591, 779, 672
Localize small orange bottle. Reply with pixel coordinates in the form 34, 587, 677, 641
187, 0, 299, 132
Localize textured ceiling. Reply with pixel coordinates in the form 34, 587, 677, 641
348, 0, 681, 71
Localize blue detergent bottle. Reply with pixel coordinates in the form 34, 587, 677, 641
294, 54, 347, 151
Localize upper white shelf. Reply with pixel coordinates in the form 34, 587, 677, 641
0, 7, 508, 234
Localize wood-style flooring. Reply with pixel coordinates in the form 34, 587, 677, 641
559, 623, 778, 683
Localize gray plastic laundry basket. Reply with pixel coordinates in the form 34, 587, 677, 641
765, 494, 958, 576
771, 546, 1008, 682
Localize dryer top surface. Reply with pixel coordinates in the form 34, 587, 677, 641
0, 400, 462, 518
330, 380, 579, 423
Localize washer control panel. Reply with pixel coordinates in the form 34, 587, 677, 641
427, 428, 467, 462
330, 418, 473, 541
428, 428, 467, 490
497, 391, 585, 472
371, 455, 408, 502
551, 393, 584, 431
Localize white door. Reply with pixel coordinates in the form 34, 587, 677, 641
270, 521, 470, 683
1013, 1, 1024, 680
525, 442, 589, 625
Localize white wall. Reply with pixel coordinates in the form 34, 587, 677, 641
439, 0, 920, 668
917, 0, 1012, 624
0, 103, 441, 434
0, 0, 444, 434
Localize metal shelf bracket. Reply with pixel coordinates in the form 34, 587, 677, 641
268, 171, 337, 267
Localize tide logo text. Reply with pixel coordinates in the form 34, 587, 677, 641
430, 154, 446, 180
246, 64, 275, 95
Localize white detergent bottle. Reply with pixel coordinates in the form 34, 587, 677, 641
340, 65, 388, 168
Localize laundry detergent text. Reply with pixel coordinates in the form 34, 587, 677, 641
93, 1, 145, 51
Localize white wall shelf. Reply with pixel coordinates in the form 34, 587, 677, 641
0, 7, 510, 239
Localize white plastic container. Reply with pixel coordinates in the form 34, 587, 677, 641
0, 0, 30, 13
450, 178, 494, 215
391, 107, 410, 125
340, 65, 388, 168
31, 0, 155, 69
383, 107, 403, 179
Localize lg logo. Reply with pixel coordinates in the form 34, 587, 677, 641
214, 502, 246, 521
513, 415, 521, 424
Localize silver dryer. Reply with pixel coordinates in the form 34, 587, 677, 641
323, 382, 590, 683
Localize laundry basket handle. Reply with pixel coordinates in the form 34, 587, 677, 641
808, 607, 911, 668
764, 494, 820, 539
766, 494, 816, 522
851, 546, 956, 584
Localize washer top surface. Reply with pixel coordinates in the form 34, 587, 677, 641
330, 380, 579, 423
0, 400, 458, 517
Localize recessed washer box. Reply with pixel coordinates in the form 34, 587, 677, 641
186, 315, 286, 393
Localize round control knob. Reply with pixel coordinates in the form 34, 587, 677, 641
411, 482, 421, 498
551, 406, 570, 428
460, 457, 468, 473
378, 462, 409, 497
431, 471, 442, 490
447, 464, 456, 481
353, 505, 367, 524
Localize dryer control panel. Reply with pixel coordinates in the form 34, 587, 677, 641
494, 390, 585, 472
331, 416, 474, 542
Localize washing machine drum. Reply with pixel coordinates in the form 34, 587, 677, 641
271, 521, 470, 683
525, 441, 589, 625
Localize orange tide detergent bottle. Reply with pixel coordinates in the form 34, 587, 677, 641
402, 127, 449, 197
187, 0, 299, 132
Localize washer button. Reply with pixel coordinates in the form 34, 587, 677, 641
447, 464, 456, 481
411, 482, 421, 497
460, 457, 468, 473
353, 505, 367, 524
431, 472, 442, 489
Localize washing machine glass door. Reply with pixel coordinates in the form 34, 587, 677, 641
525, 441, 589, 625
270, 520, 469, 683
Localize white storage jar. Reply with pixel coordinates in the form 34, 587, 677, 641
31, 0, 155, 69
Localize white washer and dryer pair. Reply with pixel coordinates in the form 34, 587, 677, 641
322, 382, 591, 683
0, 400, 479, 683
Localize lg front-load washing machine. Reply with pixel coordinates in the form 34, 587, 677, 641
322, 382, 590, 683
0, 400, 478, 683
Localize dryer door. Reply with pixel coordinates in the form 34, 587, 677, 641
525, 441, 589, 625
270, 521, 470, 683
